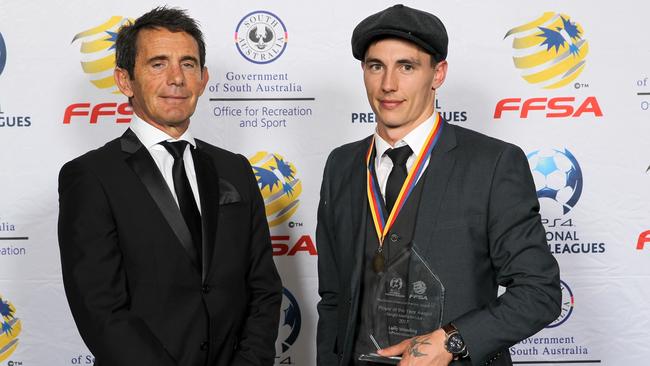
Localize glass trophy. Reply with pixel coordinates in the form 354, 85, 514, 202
359, 244, 445, 365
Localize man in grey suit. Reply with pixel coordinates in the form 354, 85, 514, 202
316, 5, 561, 366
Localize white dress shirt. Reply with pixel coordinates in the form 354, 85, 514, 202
130, 116, 202, 213
373, 114, 435, 198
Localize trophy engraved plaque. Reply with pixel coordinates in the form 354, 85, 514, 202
359, 244, 445, 364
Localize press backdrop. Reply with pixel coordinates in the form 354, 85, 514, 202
1, 0, 649, 365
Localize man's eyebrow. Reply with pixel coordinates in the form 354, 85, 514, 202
363, 57, 421, 65
146, 55, 168, 63
396, 58, 421, 65
363, 57, 384, 64
145, 55, 199, 63
180, 55, 199, 63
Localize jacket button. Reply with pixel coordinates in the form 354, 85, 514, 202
200, 341, 209, 351
202, 284, 210, 293
390, 233, 400, 242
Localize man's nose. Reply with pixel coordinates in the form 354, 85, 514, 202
381, 69, 397, 93
167, 64, 185, 86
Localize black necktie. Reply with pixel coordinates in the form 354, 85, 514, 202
160, 141, 202, 265
385, 145, 413, 213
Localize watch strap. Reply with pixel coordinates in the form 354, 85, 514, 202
442, 323, 469, 359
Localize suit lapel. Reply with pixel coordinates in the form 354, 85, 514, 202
348, 137, 372, 307
191, 142, 220, 281
413, 121, 457, 249
350, 138, 372, 253
120, 128, 200, 270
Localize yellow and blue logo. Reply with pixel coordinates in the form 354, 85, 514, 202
505, 12, 589, 89
249, 152, 302, 227
72, 16, 132, 94
0, 294, 21, 362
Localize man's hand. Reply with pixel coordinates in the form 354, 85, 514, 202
377, 329, 453, 366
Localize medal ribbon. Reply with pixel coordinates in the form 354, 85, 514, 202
366, 112, 443, 245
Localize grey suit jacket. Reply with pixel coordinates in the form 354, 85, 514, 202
316, 121, 561, 366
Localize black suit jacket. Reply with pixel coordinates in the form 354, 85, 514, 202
58, 128, 282, 366
316, 122, 561, 366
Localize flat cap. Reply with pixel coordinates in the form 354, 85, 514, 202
351, 4, 448, 62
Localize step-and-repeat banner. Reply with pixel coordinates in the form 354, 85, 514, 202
1, 1, 648, 365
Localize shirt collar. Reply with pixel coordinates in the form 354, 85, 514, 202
374, 113, 436, 159
130, 114, 197, 149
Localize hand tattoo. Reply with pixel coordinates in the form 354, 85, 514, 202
409, 335, 431, 358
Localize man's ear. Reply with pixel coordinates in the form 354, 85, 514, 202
114, 67, 134, 98
198, 66, 210, 96
432, 60, 448, 90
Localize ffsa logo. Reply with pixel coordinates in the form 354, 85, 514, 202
637, 231, 650, 250
272, 235, 317, 256
505, 12, 589, 89
72, 16, 131, 93
64, 16, 133, 124
495, 12, 602, 119
0, 294, 21, 363
249, 152, 302, 227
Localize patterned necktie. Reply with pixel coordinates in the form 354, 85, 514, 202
385, 145, 413, 213
160, 141, 202, 266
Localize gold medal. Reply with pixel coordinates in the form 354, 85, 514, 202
372, 249, 385, 273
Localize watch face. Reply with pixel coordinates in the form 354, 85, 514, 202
447, 333, 465, 353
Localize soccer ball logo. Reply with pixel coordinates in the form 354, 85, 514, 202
276, 288, 301, 355
412, 281, 427, 295
0, 32, 7, 76
527, 148, 583, 216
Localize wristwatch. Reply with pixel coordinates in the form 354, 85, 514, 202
442, 323, 468, 360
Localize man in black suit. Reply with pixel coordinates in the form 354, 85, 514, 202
316, 5, 561, 366
58, 7, 282, 366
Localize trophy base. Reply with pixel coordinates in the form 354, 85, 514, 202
358, 353, 402, 365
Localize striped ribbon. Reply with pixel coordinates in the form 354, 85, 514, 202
366, 112, 443, 245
